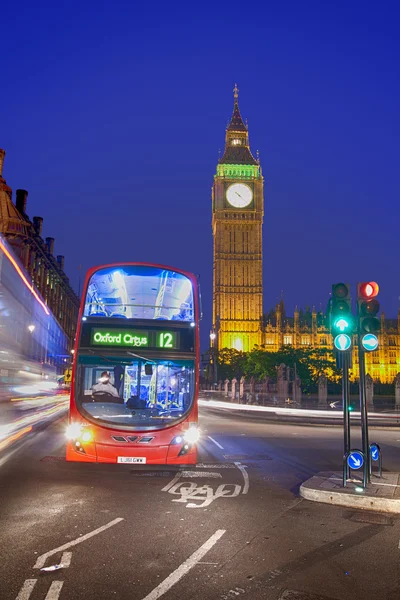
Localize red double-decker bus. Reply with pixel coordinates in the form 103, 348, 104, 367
66, 263, 200, 464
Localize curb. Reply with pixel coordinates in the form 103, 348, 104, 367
300, 473, 400, 514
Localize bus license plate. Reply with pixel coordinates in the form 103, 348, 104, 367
117, 457, 147, 464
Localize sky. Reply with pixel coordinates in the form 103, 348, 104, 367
1, 0, 400, 349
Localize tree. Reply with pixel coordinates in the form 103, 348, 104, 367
244, 348, 277, 379
216, 348, 247, 380
217, 345, 341, 392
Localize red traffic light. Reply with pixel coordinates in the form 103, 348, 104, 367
358, 282, 379, 299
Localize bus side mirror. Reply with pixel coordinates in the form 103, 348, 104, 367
145, 364, 153, 376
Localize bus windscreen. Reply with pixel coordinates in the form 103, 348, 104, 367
75, 356, 194, 429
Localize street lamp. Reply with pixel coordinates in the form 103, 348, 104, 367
28, 324, 35, 333
209, 331, 218, 388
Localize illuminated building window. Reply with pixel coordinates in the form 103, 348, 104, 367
320, 337, 327, 345
265, 337, 274, 345
233, 337, 243, 351
231, 139, 241, 146
301, 336, 311, 345
283, 335, 293, 345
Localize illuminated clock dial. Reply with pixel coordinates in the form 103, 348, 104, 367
226, 183, 253, 208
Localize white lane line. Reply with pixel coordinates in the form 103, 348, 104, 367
180, 471, 222, 479
162, 471, 182, 492
33, 518, 124, 568
61, 551, 72, 567
196, 463, 237, 469
44, 581, 64, 600
208, 436, 224, 450
141, 529, 226, 600
16, 579, 37, 600
234, 462, 249, 494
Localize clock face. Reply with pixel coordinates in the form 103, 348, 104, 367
226, 183, 253, 208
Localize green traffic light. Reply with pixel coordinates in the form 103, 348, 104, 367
333, 315, 353, 333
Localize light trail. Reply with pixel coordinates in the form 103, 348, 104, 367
199, 398, 400, 422
0, 394, 69, 451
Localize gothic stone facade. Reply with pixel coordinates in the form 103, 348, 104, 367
211, 90, 398, 384
212, 86, 264, 352
264, 305, 400, 384
0, 149, 79, 345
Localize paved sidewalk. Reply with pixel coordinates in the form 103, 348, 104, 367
300, 471, 400, 513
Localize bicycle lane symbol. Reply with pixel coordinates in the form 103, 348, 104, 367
161, 463, 249, 508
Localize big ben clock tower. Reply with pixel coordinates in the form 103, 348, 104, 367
212, 85, 264, 352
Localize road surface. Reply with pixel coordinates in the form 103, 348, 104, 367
0, 406, 399, 600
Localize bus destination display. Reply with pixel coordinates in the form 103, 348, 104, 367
90, 328, 177, 350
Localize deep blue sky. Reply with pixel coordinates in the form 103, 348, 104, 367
2, 1, 400, 348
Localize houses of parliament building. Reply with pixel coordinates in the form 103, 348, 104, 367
211, 86, 400, 384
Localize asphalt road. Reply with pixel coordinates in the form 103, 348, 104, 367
1, 408, 400, 600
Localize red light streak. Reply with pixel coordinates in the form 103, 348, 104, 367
0, 239, 50, 315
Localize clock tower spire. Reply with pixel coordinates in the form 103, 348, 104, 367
212, 86, 264, 352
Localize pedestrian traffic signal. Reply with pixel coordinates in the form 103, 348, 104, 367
331, 283, 353, 351
357, 281, 380, 351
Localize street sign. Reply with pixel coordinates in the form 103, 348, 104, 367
347, 450, 364, 470
361, 333, 379, 352
64, 368, 72, 384
334, 333, 352, 351
370, 443, 380, 462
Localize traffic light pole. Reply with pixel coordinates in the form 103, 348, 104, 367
342, 351, 351, 485
358, 336, 371, 482
343, 351, 351, 454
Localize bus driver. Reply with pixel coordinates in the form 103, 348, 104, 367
91, 371, 120, 398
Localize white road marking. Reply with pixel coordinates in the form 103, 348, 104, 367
196, 463, 237, 469
16, 579, 37, 600
208, 436, 224, 450
141, 529, 226, 600
44, 581, 64, 600
180, 471, 222, 479
161, 471, 182, 492
33, 518, 124, 568
61, 551, 72, 567
234, 462, 250, 494
398, 540, 400, 549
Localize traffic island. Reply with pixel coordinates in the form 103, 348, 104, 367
300, 471, 400, 513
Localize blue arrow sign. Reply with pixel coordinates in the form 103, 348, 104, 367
362, 333, 379, 352
347, 450, 364, 470
370, 444, 380, 462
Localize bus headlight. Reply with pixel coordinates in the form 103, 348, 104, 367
81, 430, 93, 443
184, 427, 200, 445
170, 435, 184, 445
66, 422, 82, 439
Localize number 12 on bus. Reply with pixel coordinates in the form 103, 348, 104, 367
66, 263, 201, 465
